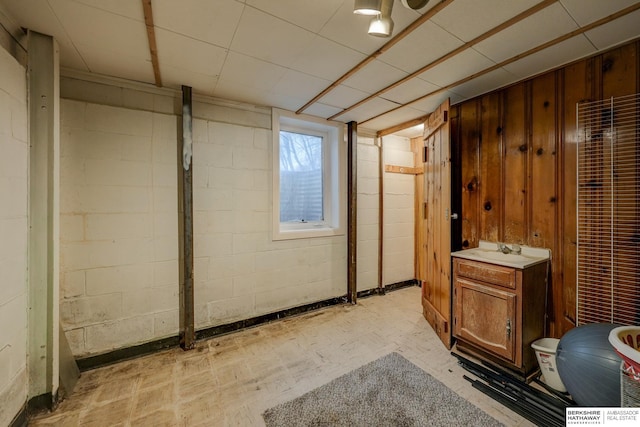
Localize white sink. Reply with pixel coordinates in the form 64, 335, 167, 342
470, 250, 531, 263
451, 241, 550, 269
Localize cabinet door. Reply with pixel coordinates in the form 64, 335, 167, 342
454, 278, 516, 361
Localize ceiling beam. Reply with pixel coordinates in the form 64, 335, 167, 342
361, 1, 640, 126
377, 115, 429, 137
295, 0, 454, 115
142, 0, 162, 87
328, 0, 557, 121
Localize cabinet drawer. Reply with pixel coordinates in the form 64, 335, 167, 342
455, 259, 516, 289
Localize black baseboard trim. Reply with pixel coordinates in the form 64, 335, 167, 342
76, 336, 180, 372
9, 403, 27, 427
355, 279, 419, 299
385, 279, 419, 292
195, 296, 347, 341
75, 279, 420, 371
26, 392, 54, 417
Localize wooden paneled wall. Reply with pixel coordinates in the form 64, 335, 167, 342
449, 39, 639, 337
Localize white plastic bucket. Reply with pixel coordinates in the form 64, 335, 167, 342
532, 338, 567, 392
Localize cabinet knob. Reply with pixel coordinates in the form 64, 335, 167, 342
506, 318, 512, 340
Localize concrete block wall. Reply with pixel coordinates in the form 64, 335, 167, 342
0, 45, 28, 426
58, 76, 416, 356
59, 99, 179, 356
191, 114, 347, 328
382, 135, 415, 285
356, 136, 380, 291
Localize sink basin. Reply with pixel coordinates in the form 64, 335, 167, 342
451, 241, 550, 269
471, 251, 531, 263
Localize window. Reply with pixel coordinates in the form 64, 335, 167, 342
272, 108, 345, 240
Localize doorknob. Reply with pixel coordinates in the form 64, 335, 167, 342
451, 213, 459, 220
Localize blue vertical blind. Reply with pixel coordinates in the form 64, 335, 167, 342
279, 130, 324, 222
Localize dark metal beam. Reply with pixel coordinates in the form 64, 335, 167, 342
347, 121, 357, 304
179, 85, 195, 350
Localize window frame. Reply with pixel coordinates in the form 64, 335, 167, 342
272, 108, 345, 241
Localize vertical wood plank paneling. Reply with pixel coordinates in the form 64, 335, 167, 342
479, 93, 502, 242
529, 73, 557, 250
503, 83, 528, 243
600, 43, 639, 324
422, 99, 452, 348
450, 107, 462, 252
459, 101, 480, 249
412, 136, 426, 282
601, 43, 637, 98
452, 39, 640, 339
560, 58, 593, 333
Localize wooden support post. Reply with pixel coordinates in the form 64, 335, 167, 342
179, 85, 195, 350
347, 121, 357, 304
378, 136, 384, 293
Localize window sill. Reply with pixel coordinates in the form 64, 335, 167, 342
272, 225, 345, 241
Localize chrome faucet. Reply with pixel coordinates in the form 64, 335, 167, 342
498, 243, 521, 255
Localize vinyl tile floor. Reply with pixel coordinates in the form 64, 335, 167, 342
30, 286, 535, 426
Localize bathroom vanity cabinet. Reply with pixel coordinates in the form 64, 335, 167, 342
452, 249, 549, 379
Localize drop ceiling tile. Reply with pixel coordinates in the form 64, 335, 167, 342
343, 59, 408, 94
230, 6, 315, 67
272, 70, 332, 100
49, 0, 149, 60
289, 35, 366, 81
583, 9, 640, 50
217, 52, 287, 91
161, 66, 218, 96
409, 90, 460, 113
213, 80, 272, 108
474, 3, 579, 63
68, 0, 144, 20
259, 92, 310, 113
1, 0, 88, 70
448, 68, 518, 99
418, 49, 495, 88
503, 35, 596, 79
359, 105, 427, 132
75, 42, 153, 85
319, 84, 370, 109
246, 0, 344, 33
559, 0, 640, 26
303, 103, 344, 120
153, 0, 244, 48
155, 28, 227, 78
338, 97, 402, 124
381, 78, 440, 105
378, 21, 464, 73
431, 0, 541, 42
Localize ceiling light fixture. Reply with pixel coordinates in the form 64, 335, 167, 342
354, 0, 382, 15
368, 0, 394, 37
400, 0, 430, 10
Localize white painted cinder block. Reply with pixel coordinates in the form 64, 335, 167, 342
0, 45, 28, 426
153, 309, 179, 337
60, 98, 181, 356
84, 316, 154, 353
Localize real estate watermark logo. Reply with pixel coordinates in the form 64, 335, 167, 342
566, 408, 640, 426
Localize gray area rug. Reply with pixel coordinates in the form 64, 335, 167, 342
263, 352, 504, 427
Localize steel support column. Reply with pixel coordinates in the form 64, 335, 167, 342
347, 121, 357, 303
179, 85, 195, 350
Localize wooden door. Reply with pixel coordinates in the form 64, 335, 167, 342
421, 98, 453, 348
